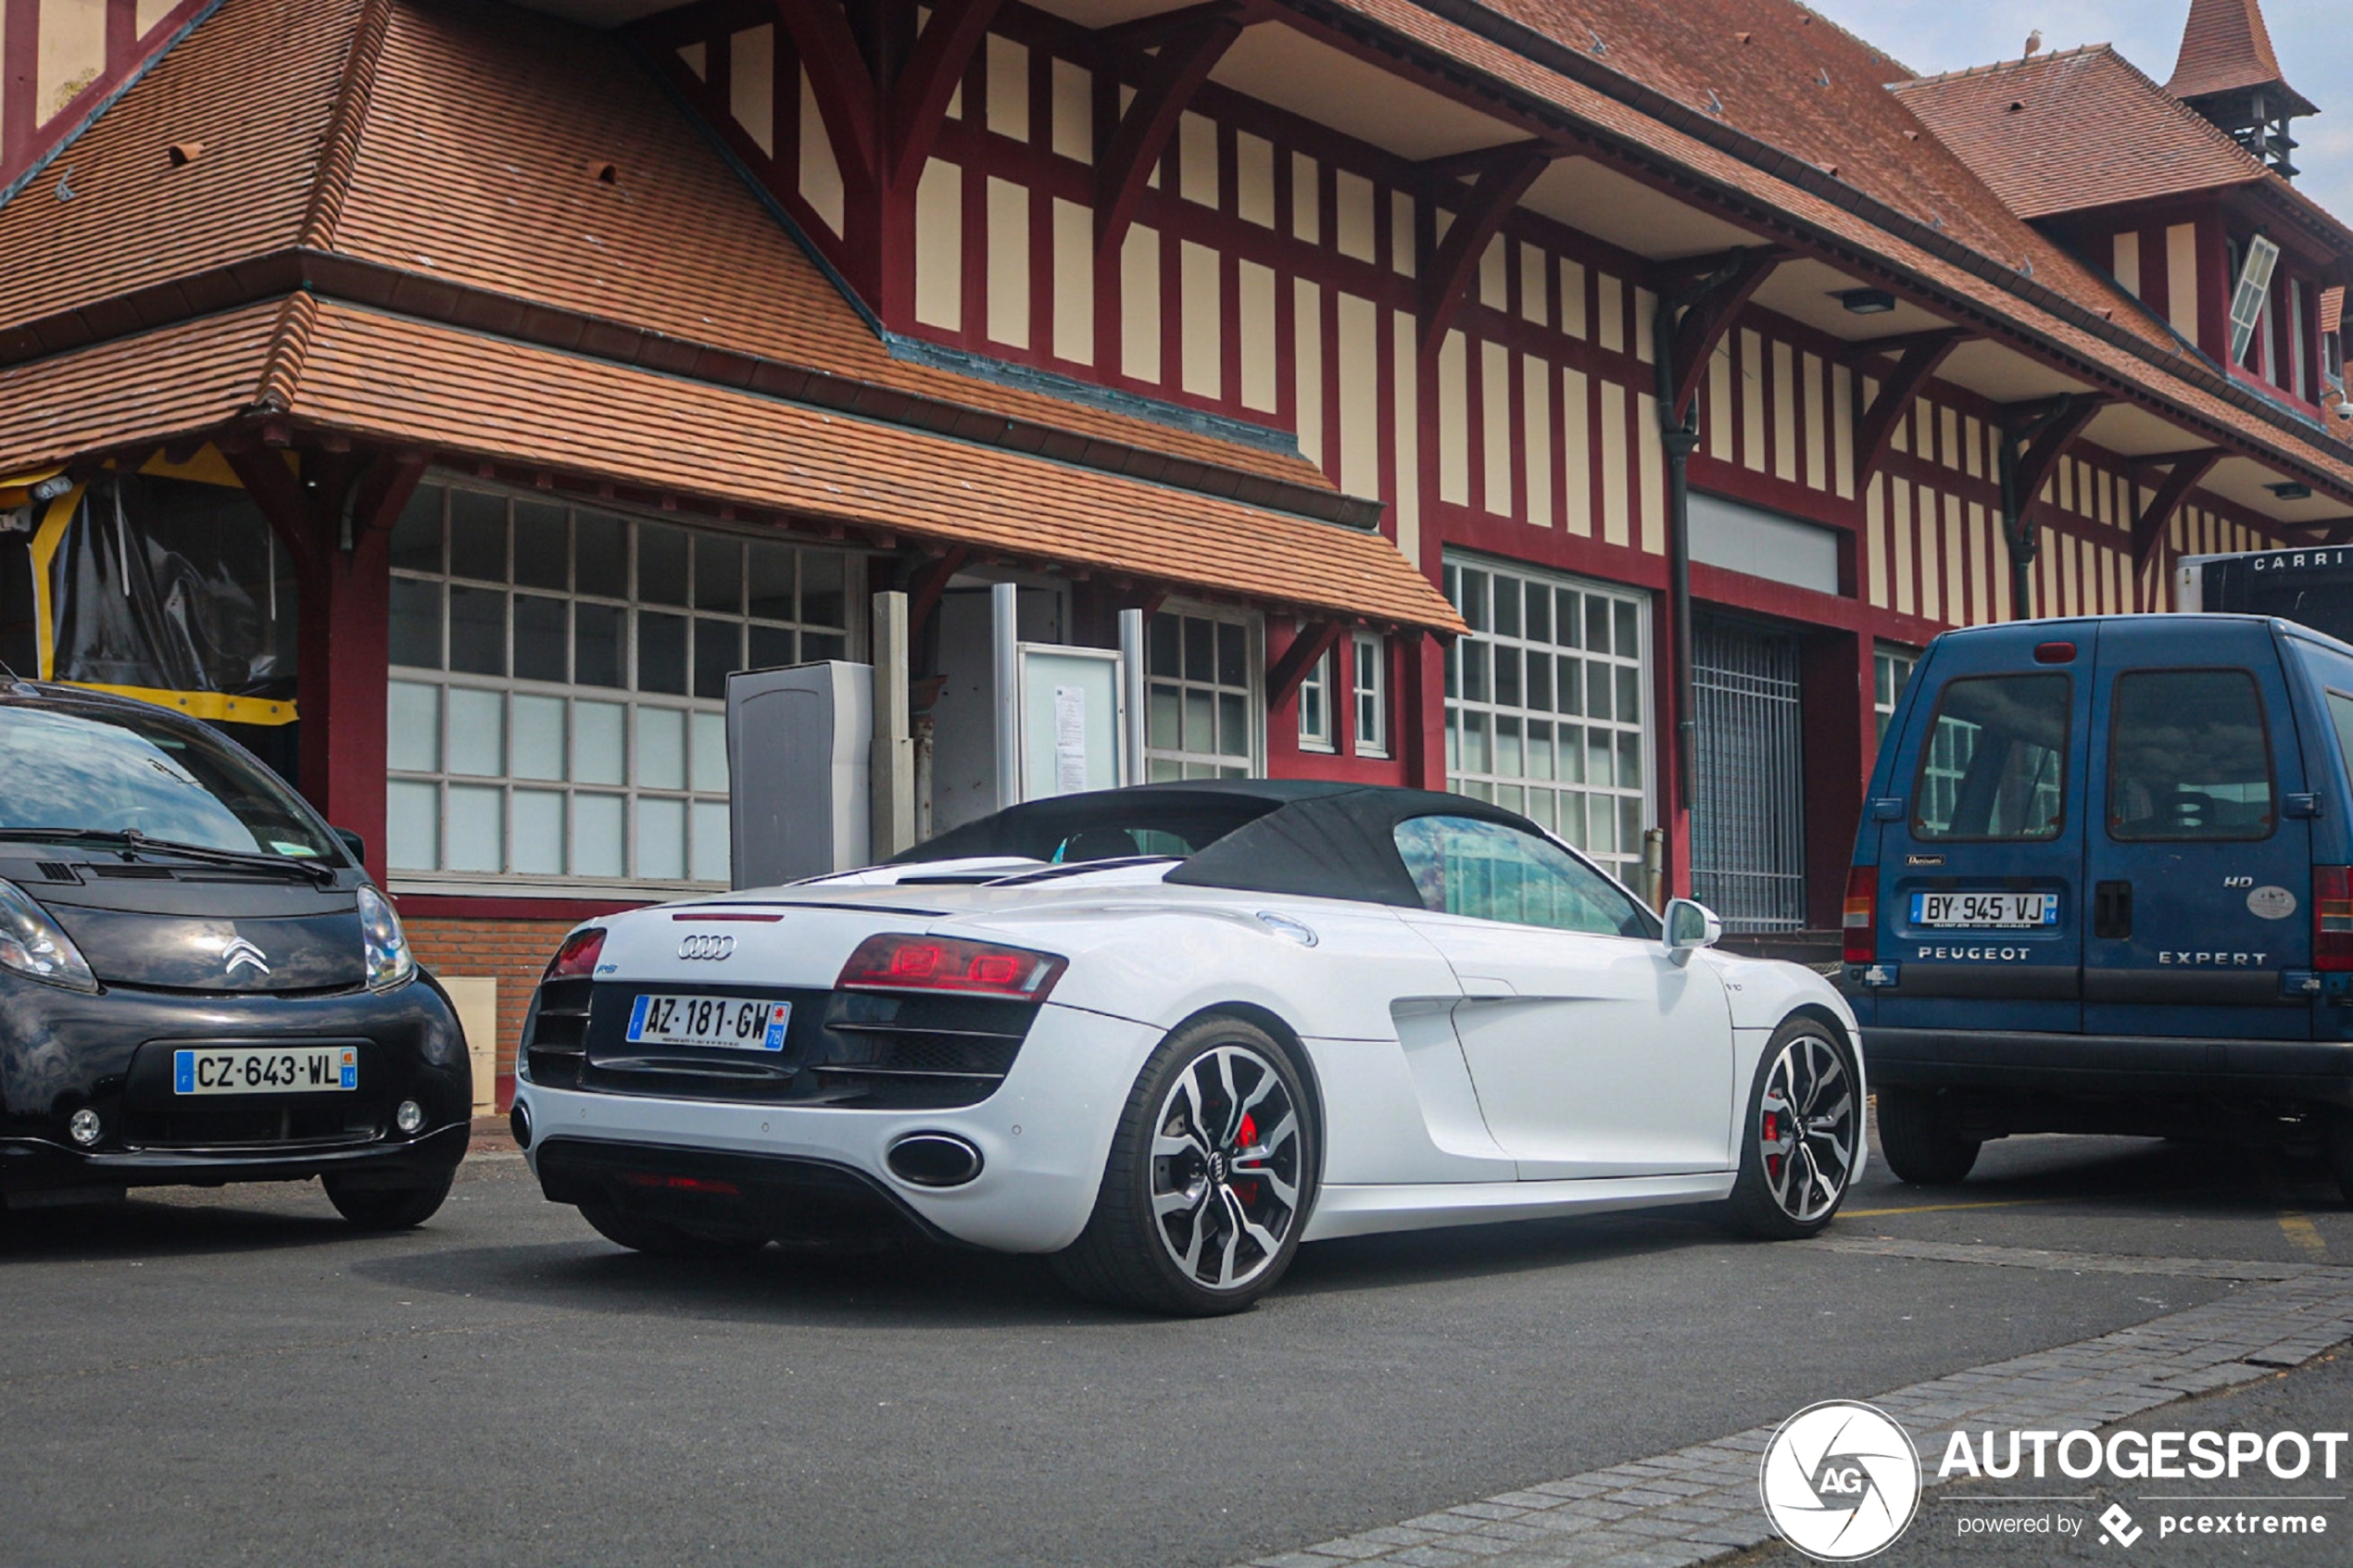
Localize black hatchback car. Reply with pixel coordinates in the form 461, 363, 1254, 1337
0, 679, 468, 1228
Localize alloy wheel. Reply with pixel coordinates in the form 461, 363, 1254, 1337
1755, 1033, 1856, 1224
1149, 1044, 1303, 1292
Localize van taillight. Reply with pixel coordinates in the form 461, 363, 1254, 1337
1843, 866, 1877, 964
2315, 868, 2353, 971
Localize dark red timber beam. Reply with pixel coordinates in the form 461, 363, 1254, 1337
1095, 6, 1256, 258
1265, 621, 1345, 710
769, 0, 879, 185
2132, 448, 2224, 569
1852, 329, 1969, 485
883, 0, 1005, 193
1416, 142, 1552, 353
1657, 246, 1783, 421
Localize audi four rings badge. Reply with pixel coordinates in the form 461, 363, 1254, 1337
678, 935, 736, 960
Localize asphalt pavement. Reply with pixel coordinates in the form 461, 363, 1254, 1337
1, 1125, 2345, 1568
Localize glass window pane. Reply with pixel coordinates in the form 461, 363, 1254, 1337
387, 681, 441, 772
574, 602, 624, 688
1557, 588, 1581, 648
1149, 683, 1180, 748
693, 617, 741, 701
1525, 586, 1551, 645
801, 632, 845, 663
1560, 724, 1585, 784
1497, 714, 1522, 778
749, 624, 794, 670
511, 788, 565, 874
1494, 580, 1520, 638
691, 800, 731, 884
1528, 721, 1554, 781
1557, 792, 1586, 847
513, 502, 568, 591
636, 797, 686, 881
1617, 730, 1642, 791
1463, 643, 1489, 703
1586, 660, 1612, 721
447, 687, 504, 777
447, 585, 507, 676
694, 534, 743, 612
445, 784, 503, 872
1184, 617, 1214, 682
691, 711, 729, 794
388, 578, 443, 670
1461, 571, 1488, 632
1149, 757, 1181, 782
637, 610, 686, 694
2107, 671, 2271, 841
1555, 656, 1580, 715
1184, 688, 1214, 754
638, 524, 689, 606
1912, 673, 2070, 841
385, 780, 439, 870
1585, 595, 1610, 652
748, 541, 795, 621
447, 491, 507, 582
1218, 691, 1249, 757
1216, 621, 1246, 687
1526, 652, 1551, 713
1461, 710, 1488, 772
573, 700, 625, 785
513, 594, 568, 684
575, 511, 626, 597
800, 550, 847, 628
571, 793, 623, 878
1391, 814, 1647, 935
1619, 798, 1643, 861
637, 706, 686, 791
1495, 646, 1522, 709
1588, 728, 1613, 788
1615, 600, 1640, 659
1150, 614, 1181, 676
510, 694, 565, 782
389, 485, 442, 572
1616, 665, 1640, 725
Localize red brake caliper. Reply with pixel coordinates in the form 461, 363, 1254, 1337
1233, 1113, 1260, 1204
1762, 1110, 1781, 1178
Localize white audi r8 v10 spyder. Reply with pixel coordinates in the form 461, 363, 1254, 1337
513, 783, 1862, 1314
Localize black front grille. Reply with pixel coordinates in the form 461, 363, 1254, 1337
557, 983, 1040, 1110
121, 1100, 381, 1149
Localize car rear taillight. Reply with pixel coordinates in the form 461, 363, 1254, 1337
837, 934, 1066, 999
2315, 868, 2353, 972
1843, 866, 1878, 965
544, 926, 607, 982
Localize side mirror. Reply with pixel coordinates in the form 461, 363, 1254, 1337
1664, 897, 1721, 965
333, 827, 367, 866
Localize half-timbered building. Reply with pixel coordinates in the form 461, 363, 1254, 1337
6, 0, 2351, 1105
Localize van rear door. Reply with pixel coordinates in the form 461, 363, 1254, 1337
2082, 620, 2312, 1040
1874, 625, 2092, 1035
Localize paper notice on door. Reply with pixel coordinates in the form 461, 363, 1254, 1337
1053, 684, 1088, 793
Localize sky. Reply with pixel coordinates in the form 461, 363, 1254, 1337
1799, 0, 2353, 225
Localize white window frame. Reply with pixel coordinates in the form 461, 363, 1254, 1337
1873, 643, 1919, 749
1296, 639, 1335, 752
1352, 630, 1390, 758
1442, 552, 1653, 890
384, 478, 863, 898
1143, 603, 1263, 781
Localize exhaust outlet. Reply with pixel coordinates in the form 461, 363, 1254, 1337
886, 1132, 984, 1188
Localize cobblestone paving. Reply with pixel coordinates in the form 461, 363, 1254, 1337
1237, 1246, 2353, 1568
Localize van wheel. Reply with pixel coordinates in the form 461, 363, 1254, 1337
2325, 1110, 2353, 1207
1876, 1089, 1981, 1185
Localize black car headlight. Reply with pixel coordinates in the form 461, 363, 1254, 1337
0, 877, 99, 993
357, 884, 416, 992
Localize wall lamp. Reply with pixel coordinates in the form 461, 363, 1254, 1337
1834, 287, 1896, 315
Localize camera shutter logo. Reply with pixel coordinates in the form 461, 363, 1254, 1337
1758, 1400, 1922, 1561
677, 934, 736, 960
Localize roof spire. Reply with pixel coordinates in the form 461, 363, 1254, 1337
2164, 0, 2315, 177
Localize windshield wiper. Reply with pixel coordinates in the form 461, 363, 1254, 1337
0, 828, 338, 884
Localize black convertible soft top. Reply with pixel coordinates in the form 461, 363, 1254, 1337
895, 780, 1539, 909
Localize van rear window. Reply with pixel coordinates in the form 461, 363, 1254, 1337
2107, 671, 2272, 841
1911, 673, 2069, 841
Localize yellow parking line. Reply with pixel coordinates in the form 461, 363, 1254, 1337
2279, 1212, 2328, 1259
1842, 1198, 2062, 1218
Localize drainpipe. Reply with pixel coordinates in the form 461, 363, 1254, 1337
1654, 268, 1739, 814
1995, 397, 2071, 621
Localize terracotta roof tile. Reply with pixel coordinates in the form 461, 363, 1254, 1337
0, 0, 360, 330
2166, 0, 2311, 113
0, 299, 288, 475
276, 301, 1461, 632
2324, 285, 2345, 336
1893, 46, 2267, 220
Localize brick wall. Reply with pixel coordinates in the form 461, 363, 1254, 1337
408, 918, 574, 1110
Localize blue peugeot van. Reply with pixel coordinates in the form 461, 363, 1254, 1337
1845, 614, 2353, 1199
